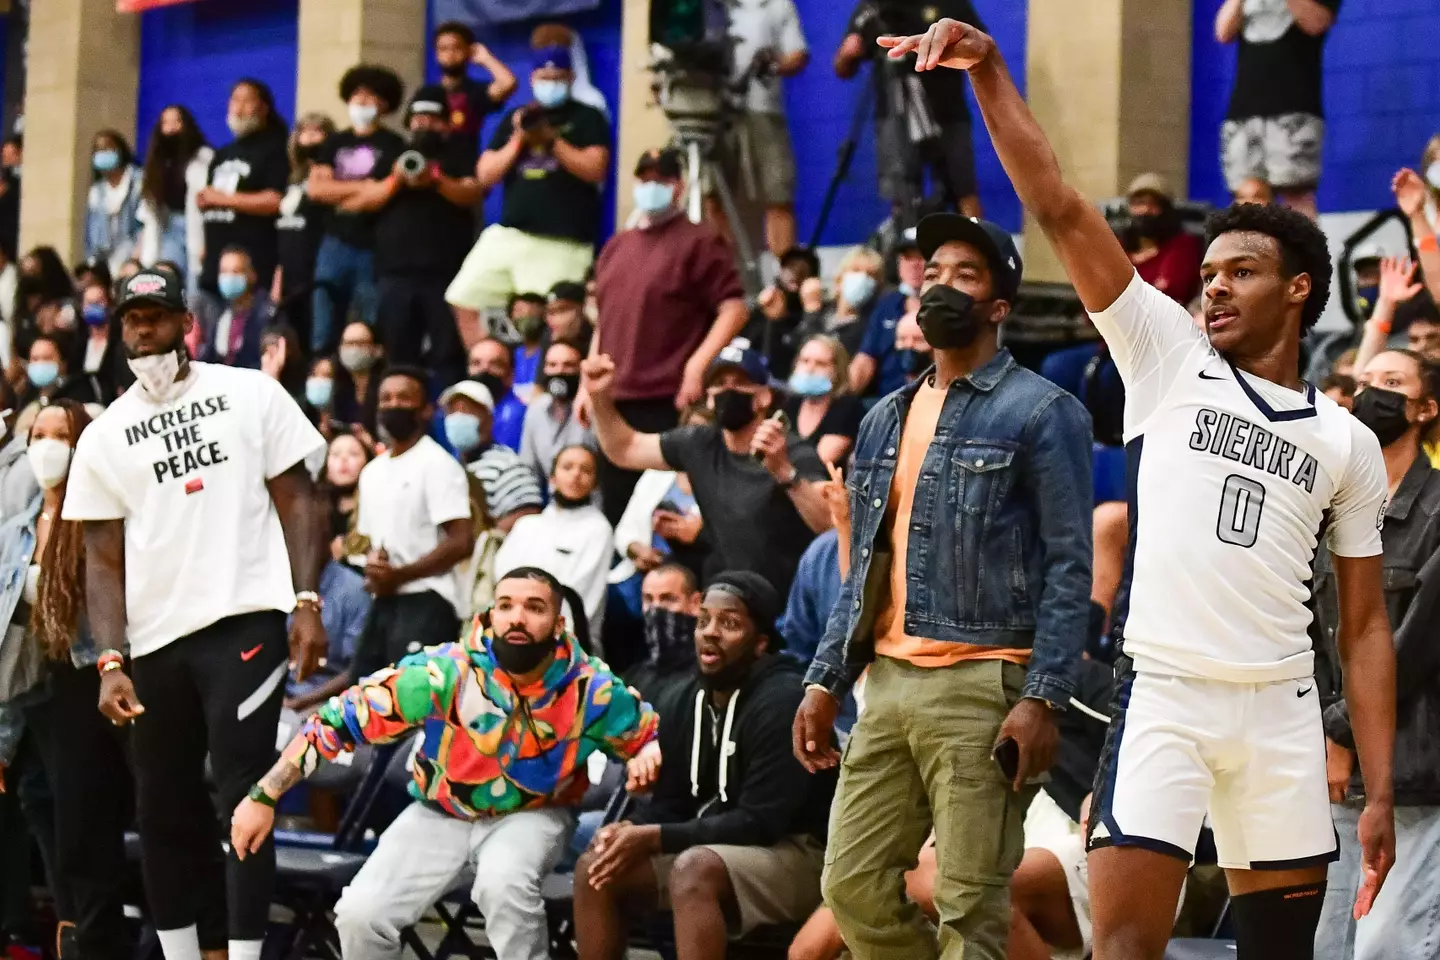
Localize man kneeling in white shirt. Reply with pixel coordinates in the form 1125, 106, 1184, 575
495, 443, 612, 645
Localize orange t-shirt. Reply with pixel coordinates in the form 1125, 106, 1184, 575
873, 378, 1031, 668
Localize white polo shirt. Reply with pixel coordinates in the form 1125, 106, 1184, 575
63, 362, 326, 658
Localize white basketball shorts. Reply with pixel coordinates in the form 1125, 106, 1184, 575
1086, 654, 1338, 870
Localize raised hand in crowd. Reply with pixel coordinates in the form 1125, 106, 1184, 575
1393, 168, 1429, 222
1378, 256, 1423, 307
625, 740, 662, 794
799, 277, 825, 314
757, 285, 789, 321
750, 412, 794, 482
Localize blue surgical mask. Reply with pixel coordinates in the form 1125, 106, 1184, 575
788, 370, 833, 398
632, 181, 674, 215
93, 149, 120, 173
82, 304, 109, 327
445, 411, 482, 453
898, 282, 916, 298
305, 377, 334, 410
27, 361, 59, 389
1356, 285, 1381, 319
841, 271, 876, 306
217, 272, 248, 301
532, 80, 570, 109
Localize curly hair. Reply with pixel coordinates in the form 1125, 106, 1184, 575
30, 400, 94, 660
1204, 203, 1333, 333
339, 65, 405, 115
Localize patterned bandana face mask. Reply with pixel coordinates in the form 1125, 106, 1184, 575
644, 607, 698, 670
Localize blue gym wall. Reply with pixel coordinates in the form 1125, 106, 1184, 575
135, 0, 300, 154
1189, 0, 1440, 212
2, 0, 1430, 244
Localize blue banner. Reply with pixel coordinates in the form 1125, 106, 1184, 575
433, 0, 600, 28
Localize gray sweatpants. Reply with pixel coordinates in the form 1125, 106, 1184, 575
334, 802, 574, 960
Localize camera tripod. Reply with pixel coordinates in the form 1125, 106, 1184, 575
653, 65, 763, 300
809, 52, 958, 250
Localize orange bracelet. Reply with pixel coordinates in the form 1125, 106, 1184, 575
1419, 233, 1439, 254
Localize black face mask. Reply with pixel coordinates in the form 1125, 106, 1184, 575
440, 62, 467, 78
410, 129, 446, 158
475, 373, 508, 403
17, 275, 43, 297
378, 406, 424, 443
546, 372, 581, 402
1352, 387, 1414, 448
644, 608, 699, 671
713, 389, 758, 431
917, 285, 990, 350
897, 348, 931, 377
492, 633, 555, 675
295, 143, 319, 163
1131, 213, 1162, 238
552, 490, 591, 509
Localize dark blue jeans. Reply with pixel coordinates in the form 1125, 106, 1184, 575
311, 235, 377, 353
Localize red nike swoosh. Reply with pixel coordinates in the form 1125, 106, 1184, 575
240, 644, 263, 662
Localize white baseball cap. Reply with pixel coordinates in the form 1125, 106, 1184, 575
438, 380, 494, 412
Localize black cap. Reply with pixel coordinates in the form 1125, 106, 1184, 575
705, 339, 769, 387
916, 214, 1024, 302
635, 147, 684, 179
707, 570, 782, 645
114, 268, 187, 316
548, 280, 586, 305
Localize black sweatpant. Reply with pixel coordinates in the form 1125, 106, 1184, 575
25, 661, 143, 960
376, 273, 465, 389
597, 398, 680, 527
130, 611, 288, 942
350, 590, 460, 682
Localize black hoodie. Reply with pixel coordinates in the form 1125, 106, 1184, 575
639, 654, 836, 854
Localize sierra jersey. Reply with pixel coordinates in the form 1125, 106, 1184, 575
1093, 273, 1386, 683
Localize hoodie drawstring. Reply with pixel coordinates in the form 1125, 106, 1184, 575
689, 689, 740, 803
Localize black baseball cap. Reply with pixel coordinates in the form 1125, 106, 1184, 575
114, 267, 187, 316
705, 339, 770, 387
548, 280, 586, 305
916, 214, 1024, 303
407, 85, 448, 121
635, 147, 683, 179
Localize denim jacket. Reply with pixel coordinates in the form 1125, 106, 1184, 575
804, 350, 1094, 706
0, 437, 103, 764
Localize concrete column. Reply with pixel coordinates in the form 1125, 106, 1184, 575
1022, 0, 1192, 283
615, 0, 672, 226
20, 0, 139, 263
296, 0, 426, 123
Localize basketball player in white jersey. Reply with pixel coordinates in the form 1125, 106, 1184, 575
873, 19, 1397, 960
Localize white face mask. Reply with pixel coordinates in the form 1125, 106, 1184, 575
128, 349, 184, 402
227, 113, 261, 138
27, 438, 72, 490
348, 103, 379, 130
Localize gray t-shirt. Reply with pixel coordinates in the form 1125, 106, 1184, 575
729, 0, 807, 115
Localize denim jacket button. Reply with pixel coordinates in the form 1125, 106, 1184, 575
861, 547, 869, 558
975, 458, 985, 467
886, 447, 896, 456
853, 599, 861, 610
872, 498, 883, 509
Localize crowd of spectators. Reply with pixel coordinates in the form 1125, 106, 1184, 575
0, 1, 1435, 959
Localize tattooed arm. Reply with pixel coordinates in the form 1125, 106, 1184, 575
231, 651, 463, 858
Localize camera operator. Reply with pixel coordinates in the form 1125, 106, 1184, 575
342, 88, 481, 387
834, 0, 986, 220
445, 43, 610, 345
722, 0, 810, 257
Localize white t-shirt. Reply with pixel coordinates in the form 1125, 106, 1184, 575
729, 0, 807, 115
1092, 273, 1387, 683
493, 502, 614, 644
354, 435, 472, 614
63, 362, 326, 658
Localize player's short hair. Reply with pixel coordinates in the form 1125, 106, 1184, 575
497, 566, 564, 608
434, 20, 476, 46
1204, 203, 1333, 333
339, 65, 404, 114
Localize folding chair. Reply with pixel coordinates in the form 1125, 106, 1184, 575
1164, 898, 1235, 959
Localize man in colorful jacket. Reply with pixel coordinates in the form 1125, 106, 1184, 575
230, 566, 658, 960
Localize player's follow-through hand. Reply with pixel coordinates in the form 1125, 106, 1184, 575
877, 18, 993, 73
1353, 800, 1395, 920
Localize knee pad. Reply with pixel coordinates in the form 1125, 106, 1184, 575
1229, 882, 1326, 960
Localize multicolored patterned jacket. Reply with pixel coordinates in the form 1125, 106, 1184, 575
282, 625, 658, 819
